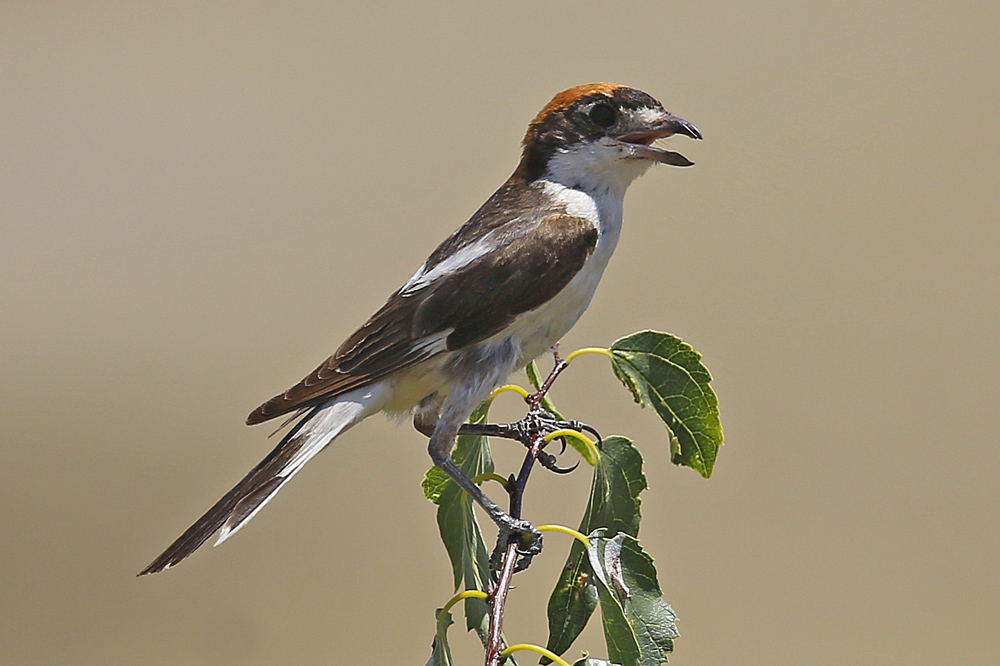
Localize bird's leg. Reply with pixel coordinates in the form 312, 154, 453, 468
426, 420, 542, 557
411, 349, 600, 456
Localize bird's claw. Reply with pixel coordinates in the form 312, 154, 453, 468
489, 518, 543, 572
526, 411, 600, 475
528, 410, 603, 447
537, 450, 579, 474
451, 410, 599, 475
572, 420, 602, 444
507, 518, 543, 556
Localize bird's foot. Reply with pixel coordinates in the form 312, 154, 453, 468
415, 409, 601, 473
489, 516, 543, 573
457, 409, 600, 474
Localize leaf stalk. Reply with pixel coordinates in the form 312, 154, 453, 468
537, 524, 590, 547
500, 643, 572, 666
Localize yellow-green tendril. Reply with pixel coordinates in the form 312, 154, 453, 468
440, 589, 489, 619
537, 524, 590, 547
565, 347, 615, 364
437, 589, 489, 652
472, 473, 509, 489
500, 643, 572, 666
544, 429, 600, 466
490, 384, 531, 400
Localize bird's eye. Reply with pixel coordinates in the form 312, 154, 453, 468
589, 103, 616, 128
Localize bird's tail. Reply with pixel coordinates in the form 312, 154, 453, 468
138, 385, 386, 576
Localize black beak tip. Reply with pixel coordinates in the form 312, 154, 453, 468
675, 119, 703, 141
659, 151, 695, 167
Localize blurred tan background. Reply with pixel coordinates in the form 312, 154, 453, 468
2, 2, 998, 664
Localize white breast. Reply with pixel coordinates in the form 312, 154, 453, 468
499, 180, 626, 364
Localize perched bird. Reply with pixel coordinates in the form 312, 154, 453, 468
139, 83, 701, 575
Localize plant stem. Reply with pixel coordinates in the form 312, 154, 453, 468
528, 346, 569, 411
485, 352, 569, 666
485, 539, 518, 666
485, 431, 545, 666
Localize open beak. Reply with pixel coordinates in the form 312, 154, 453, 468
616, 114, 703, 167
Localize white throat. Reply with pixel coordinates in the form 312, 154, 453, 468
543, 138, 654, 200
540, 139, 655, 265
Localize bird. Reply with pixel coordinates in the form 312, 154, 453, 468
139, 83, 701, 576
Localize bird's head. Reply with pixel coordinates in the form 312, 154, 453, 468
515, 83, 702, 194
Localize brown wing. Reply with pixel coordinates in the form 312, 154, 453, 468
246, 213, 598, 425
412, 213, 598, 348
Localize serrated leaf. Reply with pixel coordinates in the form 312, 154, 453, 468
425, 610, 456, 666
610, 330, 723, 478
587, 532, 642, 666
583, 437, 647, 538
545, 437, 647, 661
615, 536, 678, 664
423, 401, 494, 640
589, 533, 678, 666
421, 466, 450, 505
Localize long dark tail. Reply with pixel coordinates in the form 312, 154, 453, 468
138, 390, 374, 575
138, 408, 319, 575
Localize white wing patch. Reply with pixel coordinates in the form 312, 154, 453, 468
409, 329, 452, 355
401, 230, 503, 294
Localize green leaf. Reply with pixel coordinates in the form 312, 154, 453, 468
422, 401, 494, 641
583, 437, 647, 538
587, 531, 642, 666
425, 609, 456, 666
545, 542, 598, 663
615, 536, 678, 664
545, 437, 647, 660
589, 533, 678, 666
610, 330, 723, 478
421, 466, 450, 505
